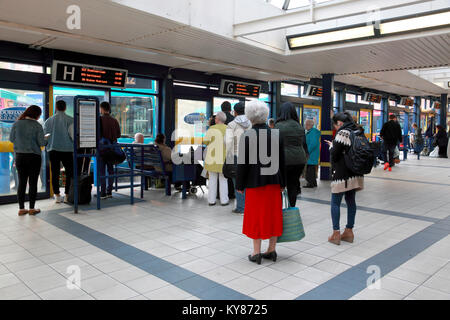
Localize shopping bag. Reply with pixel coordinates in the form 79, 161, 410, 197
429, 146, 439, 158
277, 191, 305, 243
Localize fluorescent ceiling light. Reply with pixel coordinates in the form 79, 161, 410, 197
380, 11, 450, 35
289, 25, 374, 48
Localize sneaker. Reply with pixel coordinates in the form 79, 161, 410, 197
208, 202, 216, 206
383, 163, 389, 171
63, 196, 69, 204
100, 194, 108, 200
388, 167, 392, 172
232, 209, 244, 215
28, 209, 41, 215
106, 193, 113, 199
54, 194, 62, 203
221, 202, 229, 206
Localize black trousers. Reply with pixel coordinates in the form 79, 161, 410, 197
49, 151, 73, 195
15, 153, 41, 210
383, 143, 396, 167
286, 164, 305, 207
305, 165, 318, 187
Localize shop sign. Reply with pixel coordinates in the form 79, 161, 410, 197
184, 113, 206, 125
0, 107, 27, 123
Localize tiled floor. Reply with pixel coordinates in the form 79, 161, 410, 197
0, 156, 449, 300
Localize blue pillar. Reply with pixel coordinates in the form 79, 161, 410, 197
440, 94, 448, 130
413, 96, 421, 126
382, 98, 389, 124
338, 88, 345, 113
320, 74, 334, 181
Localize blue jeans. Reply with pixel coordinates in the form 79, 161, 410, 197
232, 178, 245, 212
331, 189, 357, 231
98, 157, 114, 196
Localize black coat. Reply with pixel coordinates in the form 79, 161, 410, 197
236, 124, 286, 191
434, 129, 448, 148
224, 112, 235, 125
330, 122, 364, 193
380, 120, 402, 145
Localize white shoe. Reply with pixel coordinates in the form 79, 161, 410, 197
63, 196, 69, 204
54, 194, 62, 203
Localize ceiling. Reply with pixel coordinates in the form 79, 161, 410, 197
0, 0, 448, 97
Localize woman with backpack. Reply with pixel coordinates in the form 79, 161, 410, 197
324, 112, 364, 245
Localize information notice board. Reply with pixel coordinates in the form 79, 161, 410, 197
78, 100, 97, 148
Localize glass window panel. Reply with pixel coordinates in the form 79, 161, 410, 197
0, 61, 43, 73
346, 94, 356, 103
281, 83, 300, 97
53, 86, 108, 118
359, 110, 371, 135
0, 88, 46, 196
111, 91, 157, 142
176, 99, 208, 140
213, 97, 240, 114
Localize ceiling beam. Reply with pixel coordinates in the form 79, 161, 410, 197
234, 0, 439, 37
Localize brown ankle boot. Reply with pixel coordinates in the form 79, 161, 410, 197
328, 231, 341, 245
341, 228, 354, 243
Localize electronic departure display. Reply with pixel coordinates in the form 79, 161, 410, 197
305, 85, 323, 97
363, 92, 382, 104
52, 60, 127, 89
400, 97, 414, 107
219, 80, 261, 98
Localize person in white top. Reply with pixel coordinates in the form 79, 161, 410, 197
225, 102, 252, 214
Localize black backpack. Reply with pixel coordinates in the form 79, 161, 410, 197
344, 130, 375, 175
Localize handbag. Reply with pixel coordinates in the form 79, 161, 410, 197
277, 191, 306, 243
222, 154, 237, 179
99, 137, 126, 165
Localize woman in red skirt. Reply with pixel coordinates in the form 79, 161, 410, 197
236, 100, 286, 265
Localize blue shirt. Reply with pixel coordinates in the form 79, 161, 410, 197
9, 119, 47, 156
44, 111, 74, 152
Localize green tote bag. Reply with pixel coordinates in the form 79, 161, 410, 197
277, 191, 306, 243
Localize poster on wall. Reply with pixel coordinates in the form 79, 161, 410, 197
78, 100, 97, 148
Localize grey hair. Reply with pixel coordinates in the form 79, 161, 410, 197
215, 111, 227, 123
245, 100, 269, 124
305, 119, 315, 125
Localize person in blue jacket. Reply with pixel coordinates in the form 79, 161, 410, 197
304, 119, 321, 188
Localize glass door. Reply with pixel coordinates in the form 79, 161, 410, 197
359, 109, 372, 140
303, 105, 321, 129
175, 99, 208, 153
0, 88, 47, 202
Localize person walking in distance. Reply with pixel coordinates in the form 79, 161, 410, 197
380, 114, 402, 171
44, 100, 74, 203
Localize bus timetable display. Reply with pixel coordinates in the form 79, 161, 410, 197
219, 80, 261, 98
305, 85, 323, 97
363, 92, 382, 104
52, 60, 128, 89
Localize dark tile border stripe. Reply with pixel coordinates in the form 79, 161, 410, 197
365, 176, 450, 187
400, 163, 450, 169
299, 197, 439, 223
296, 215, 450, 300
37, 209, 253, 300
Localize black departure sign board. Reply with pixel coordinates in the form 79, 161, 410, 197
363, 92, 382, 104
400, 97, 414, 107
305, 85, 323, 97
52, 60, 128, 89
219, 80, 261, 98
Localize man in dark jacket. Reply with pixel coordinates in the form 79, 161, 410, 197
99, 101, 121, 199
380, 114, 402, 171
221, 101, 235, 125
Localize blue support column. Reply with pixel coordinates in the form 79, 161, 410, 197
382, 98, 389, 124
320, 74, 334, 181
272, 81, 281, 119
413, 96, 421, 126
440, 94, 448, 130
338, 88, 345, 113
